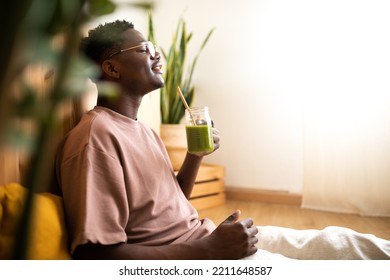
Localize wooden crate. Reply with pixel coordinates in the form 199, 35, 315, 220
189, 164, 225, 211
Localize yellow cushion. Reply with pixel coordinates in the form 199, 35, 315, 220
0, 183, 71, 259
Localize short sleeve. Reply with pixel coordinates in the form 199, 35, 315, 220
60, 145, 128, 254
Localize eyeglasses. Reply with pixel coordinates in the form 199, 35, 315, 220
108, 41, 157, 59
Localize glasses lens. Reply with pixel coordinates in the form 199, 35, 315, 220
147, 41, 156, 58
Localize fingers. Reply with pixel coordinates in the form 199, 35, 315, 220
246, 223, 259, 254
222, 210, 241, 224
247, 225, 259, 236
249, 235, 259, 254
212, 127, 220, 150
212, 127, 220, 137
243, 221, 259, 241
238, 222, 259, 258
240, 218, 255, 228
251, 235, 259, 245
248, 243, 258, 256
240, 219, 259, 246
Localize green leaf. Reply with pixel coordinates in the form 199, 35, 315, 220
126, 2, 155, 10
184, 28, 215, 93
95, 81, 120, 100
147, 11, 156, 44
88, 0, 116, 16
2, 123, 37, 151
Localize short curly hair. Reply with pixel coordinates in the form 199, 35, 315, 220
80, 20, 134, 65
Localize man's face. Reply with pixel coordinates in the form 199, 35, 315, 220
107, 28, 164, 94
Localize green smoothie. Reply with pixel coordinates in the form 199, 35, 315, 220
186, 125, 214, 153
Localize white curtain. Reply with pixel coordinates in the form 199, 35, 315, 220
302, 95, 390, 216
300, 1, 390, 217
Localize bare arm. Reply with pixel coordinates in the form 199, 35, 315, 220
176, 152, 203, 198
74, 210, 258, 260
74, 240, 206, 260
176, 127, 220, 198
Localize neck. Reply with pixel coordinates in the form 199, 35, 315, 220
97, 94, 142, 120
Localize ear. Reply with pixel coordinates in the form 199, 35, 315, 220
101, 60, 120, 79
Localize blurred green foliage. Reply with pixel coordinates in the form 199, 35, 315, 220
0, 0, 152, 259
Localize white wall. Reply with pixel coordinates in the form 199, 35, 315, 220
150, 0, 304, 193
90, 0, 390, 194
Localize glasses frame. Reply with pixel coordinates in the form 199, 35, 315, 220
108, 41, 156, 59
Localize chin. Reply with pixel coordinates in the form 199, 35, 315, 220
145, 82, 164, 94
153, 79, 165, 89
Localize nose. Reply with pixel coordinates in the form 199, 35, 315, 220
152, 49, 161, 60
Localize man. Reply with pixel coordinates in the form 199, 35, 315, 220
56, 20, 390, 260
56, 20, 258, 259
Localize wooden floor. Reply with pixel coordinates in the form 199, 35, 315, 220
197, 199, 390, 240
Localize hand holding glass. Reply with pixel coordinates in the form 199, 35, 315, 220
185, 107, 214, 154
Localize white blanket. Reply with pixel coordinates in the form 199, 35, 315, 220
242, 226, 390, 260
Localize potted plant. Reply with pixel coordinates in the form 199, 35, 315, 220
148, 13, 214, 169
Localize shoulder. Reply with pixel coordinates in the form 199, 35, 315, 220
58, 108, 114, 159
72, 106, 130, 141
65, 108, 106, 143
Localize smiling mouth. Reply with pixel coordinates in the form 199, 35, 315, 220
152, 64, 163, 74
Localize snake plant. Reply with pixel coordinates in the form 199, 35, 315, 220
148, 13, 214, 124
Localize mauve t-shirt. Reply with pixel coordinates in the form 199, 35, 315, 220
56, 106, 215, 254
